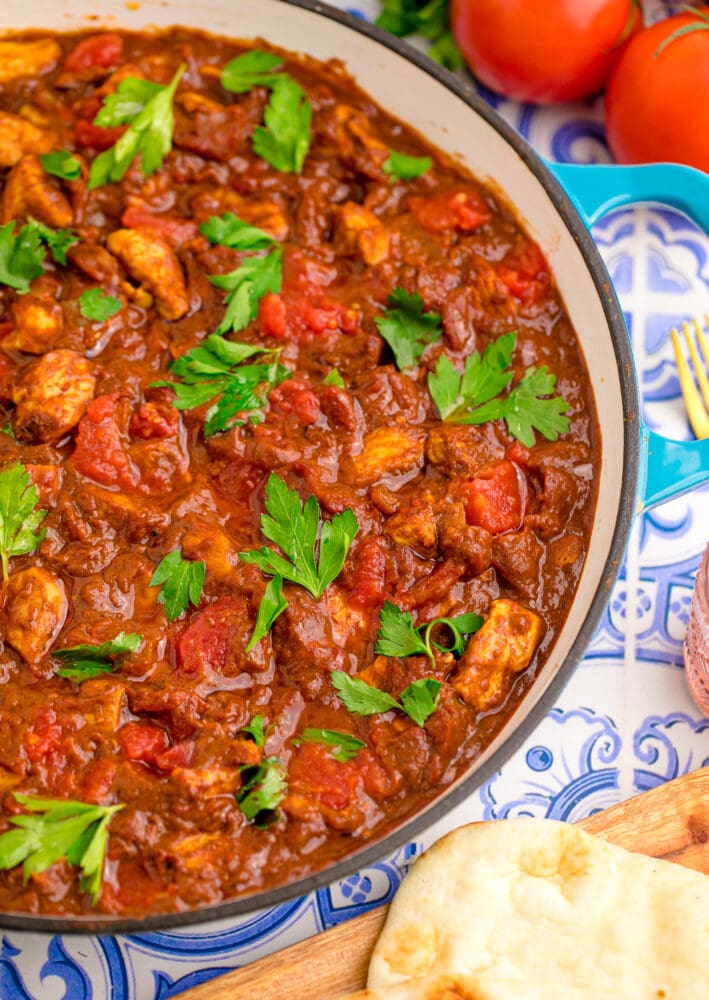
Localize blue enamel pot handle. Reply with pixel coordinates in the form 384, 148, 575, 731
548, 161, 709, 511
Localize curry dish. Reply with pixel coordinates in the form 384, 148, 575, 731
0, 29, 599, 917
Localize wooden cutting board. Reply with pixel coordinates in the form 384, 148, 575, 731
182, 766, 709, 999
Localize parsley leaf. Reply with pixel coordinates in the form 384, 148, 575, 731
377, 0, 464, 70
209, 248, 283, 335
323, 368, 345, 387
40, 149, 82, 181
0, 462, 47, 581
0, 222, 46, 294
53, 632, 142, 681
88, 66, 184, 189
0, 794, 124, 904
331, 671, 442, 727
156, 334, 289, 437
237, 758, 287, 826
253, 75, 312, 173
25, 218, 77, 267
200, 212, 275, 251
245, 575, 287, 652
79, 288, 122, 322
240, 715, 266, 749
149, 550, 205, 621
374, 287, 442, 371
293, 729, 365, 763
428, 331, 570, 446
374, 601, 482, 665
240, 473, 359, 600
221, 50, 284, 93
383, 150, 432, 181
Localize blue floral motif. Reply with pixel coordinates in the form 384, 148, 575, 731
0, 936, 93, 1000
316, 842, 419, 928
635, 714, 709, 789
153, 967, 233, 999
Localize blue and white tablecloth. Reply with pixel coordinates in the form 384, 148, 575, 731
2, 2, 708, 997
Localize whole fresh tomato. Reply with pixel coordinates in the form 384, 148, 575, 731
605, 8, 709, 173
449, 0, 639, 103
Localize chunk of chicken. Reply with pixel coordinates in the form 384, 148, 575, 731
451, 598, 544, 712
5, 295, 64, 353
0, 39, 61, 84
0, 111, 56, 169
350, 425, 424, 487
334, 202, 390, 265
12, 349, 96, 443
3, 566, 67, 665
78, 679, 126, 731
107, 227, 190, 320
385, 500, 437, 556
2, 154, 73, 227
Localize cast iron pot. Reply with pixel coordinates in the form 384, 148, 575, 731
2, 0, 709, 934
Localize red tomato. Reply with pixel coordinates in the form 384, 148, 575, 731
63, 33, 123, 74
176, 596, 242, 674
118, 722, 168, 765
450, 0, 639, 103
465, 460, 527, 534
605, 8, 709, 173
72, 394, 139, 490
408, 190, 491, 232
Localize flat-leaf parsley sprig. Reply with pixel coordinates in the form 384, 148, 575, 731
428, 330, 570, 447
53, 632, 143, 681
374, 287, 442, 371
0, 794, 124, 904
374, 601, 482, 665
0, 462, 47, 582
209, 249, 283, 336
149, 549, 205, 621
332, 672, 442, 728
293, 729, 366, 763
236, 758, 287, 827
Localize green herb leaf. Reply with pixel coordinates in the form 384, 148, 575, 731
383, 150, 432, 181
398, 677, 442, 726
200, 212, 275, 251
240, 715, 266, 749
331, 671, 400, 716
220, 50, 284, 94
240, 473, 359, 599
374, 287, 442, 371
0, 794, 123, 904
293, 729, 366, 763
428, 331, 570, 445
149, 549, 205, 621
252, 75, 312, 173
322, 368, 345, 387
374, 601, 482, 665
24, 218, 77, 267
88, 66, 184, 189
245, 575, 287, 652
429, 612, 484, 655
79, 288, 122, 322
53, 632, 142, 681
377, 0, 463, 68
209, 247, 283, 335
40, 149, 82, 181
0, 222, 46, 293
0, 462, 47, 582
236, 757, 287, 825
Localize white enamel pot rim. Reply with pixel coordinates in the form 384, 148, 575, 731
2, 0, 708, 935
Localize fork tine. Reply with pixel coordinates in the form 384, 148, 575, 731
671, 326, 709, 439
685, 319, 709, 414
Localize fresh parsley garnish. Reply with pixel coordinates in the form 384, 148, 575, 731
0, 222, 46, 294
253, 75, 312, 173
40, 149, 82, 181
376, 0, 464, 70
220, 50, 284, 93
374, 287, 442, 371
383, 150, 432, 181
428, 331, 570, 447
0, 794, 124, 904
79, 288, 122, 321
209, 248, 283, 336
236, 758, 287, 826
322, 368, 345, 387
155, 333, 289, 437
88, 66, 184, 189
0, 462, 47, 582
149, 549, 205, 621
240, 715, 266, 749
374, 601, 482, 665
26, 218, 77, 267
200, 212, 275, 252
240, 473, 359, 600
293, 729, 365, 763
245, 575, 287, 652
331, 671, 442, 728
53, 632, 142, 681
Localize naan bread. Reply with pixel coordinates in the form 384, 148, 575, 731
338, 819, 709, 1000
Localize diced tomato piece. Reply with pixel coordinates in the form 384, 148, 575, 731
409, 190, 492, 233
82, 757, 117, 803
118, 722, 168, 765
154, 740, 195, 772
497, 240, 550, 304
74, 118, 126, 151
63, 33, 124, 73
72, 394, 139, 490
506, 440, 532, 467
288, 742, 361, 811
258, 292, 287, 339
121, 205, 198, 247
176, 596, 242, 674
269, 380, 320, 426
129, 401, 180, 440
350, 537, 387, 609
24, 716, 62, 763
465, 460, 528, 535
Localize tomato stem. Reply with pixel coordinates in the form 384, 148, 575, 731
655, 7, 709, 58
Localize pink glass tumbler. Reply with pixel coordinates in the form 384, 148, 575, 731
685, 542, 709, 716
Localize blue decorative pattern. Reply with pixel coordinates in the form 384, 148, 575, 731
2, 3, 708, 996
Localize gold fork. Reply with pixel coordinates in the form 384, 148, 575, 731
671, 316, 709, 439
